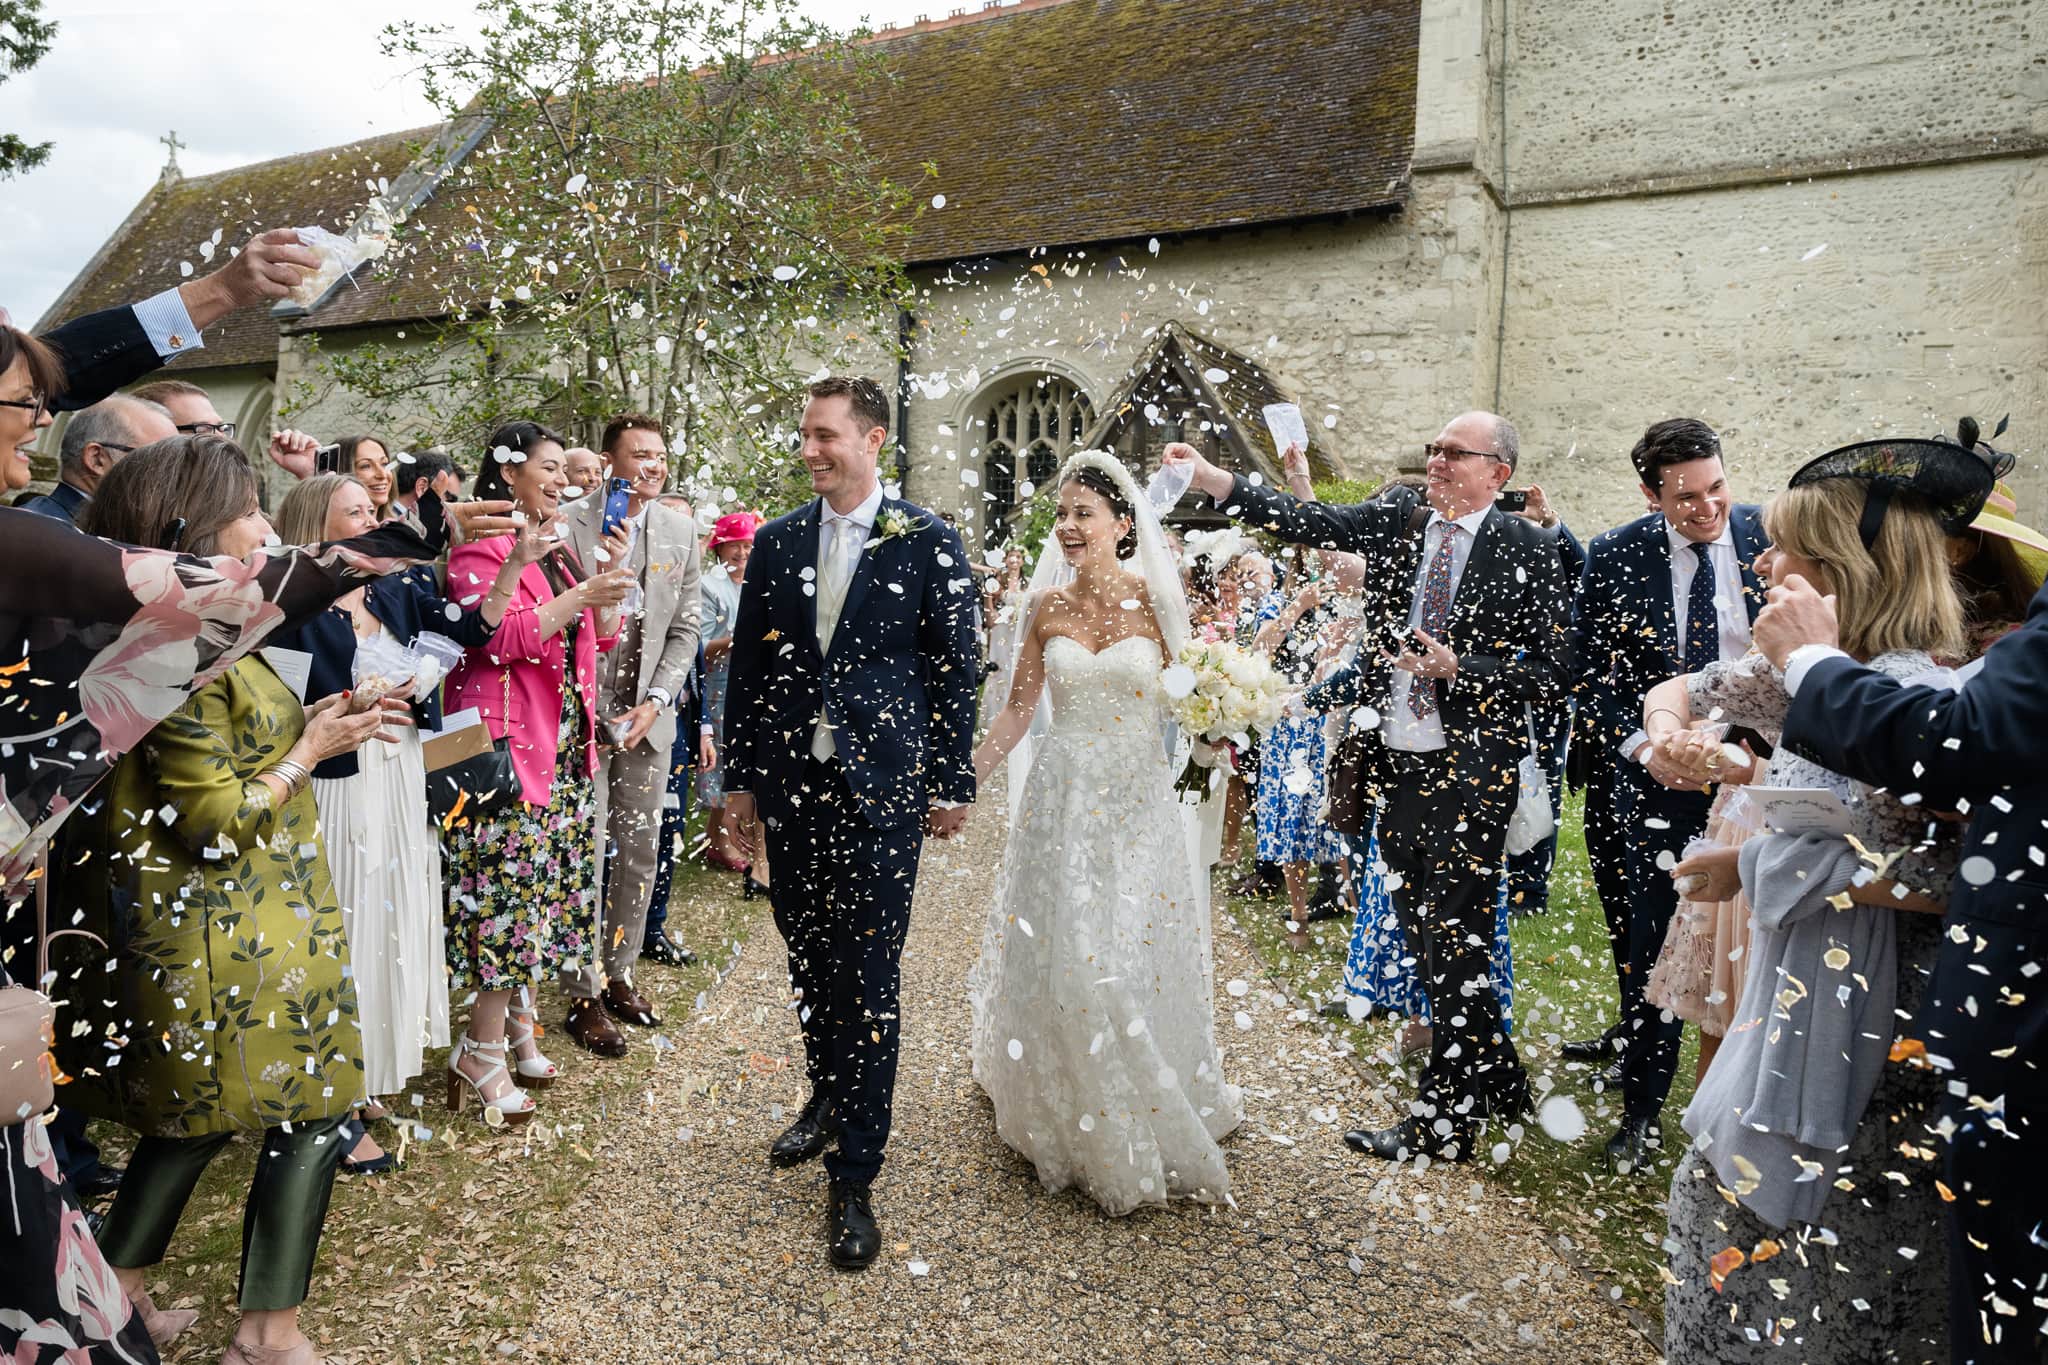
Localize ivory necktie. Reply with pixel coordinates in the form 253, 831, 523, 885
812, 517, 857, 760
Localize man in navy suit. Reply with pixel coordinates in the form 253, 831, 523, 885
722, 376, 980, 1270
1568, 418, 1769, 1171
1758, 575, 2048, 1365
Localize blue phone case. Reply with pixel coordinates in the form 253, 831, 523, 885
601, 479, 632, 537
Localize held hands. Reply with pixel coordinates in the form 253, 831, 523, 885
1635, 736, 1711, 793
1753, 574, 1840, 669
1382, 628, 1457, 680
927, 804, 971, 840
725, 792, 759, 861
1653, 728, 1756, 789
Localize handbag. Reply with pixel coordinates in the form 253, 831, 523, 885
427, 665, 521, 825
1504, 705, 1557, 857
0, 858, 85, 1128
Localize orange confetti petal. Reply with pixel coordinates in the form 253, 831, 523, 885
1709, 1247, 1746, 1291
1889, 1037, 1928, 1065
1751, 1238, 1782, 1264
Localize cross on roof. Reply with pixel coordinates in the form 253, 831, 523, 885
159, 130, 184, 174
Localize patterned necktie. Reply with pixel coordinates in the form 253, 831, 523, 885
1683, 541, 1720, 673
1407, 523, 1459, 719
812, 517, 857, 760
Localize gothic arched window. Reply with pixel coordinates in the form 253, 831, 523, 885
977, 373, 1094, 548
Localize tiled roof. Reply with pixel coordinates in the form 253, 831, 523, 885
42, 0, 1418, 341
35, 126, 441, 366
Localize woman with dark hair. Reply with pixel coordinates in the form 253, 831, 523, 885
0, 323, 62, 493
52, 436, 415, 1365
440, 421, 633, 1120
335, 436, 395, 519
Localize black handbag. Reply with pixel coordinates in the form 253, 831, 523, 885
427, 666, 521, 825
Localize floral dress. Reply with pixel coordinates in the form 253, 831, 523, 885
1663, 650, 1953, 1365
443, 620, 599, 990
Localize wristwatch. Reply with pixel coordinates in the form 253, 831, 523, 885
646, 686, 674, 711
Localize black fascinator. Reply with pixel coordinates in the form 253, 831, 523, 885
1787, 417, 2005, 548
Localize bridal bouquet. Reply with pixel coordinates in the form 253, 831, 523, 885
1160, 638, 1287, 801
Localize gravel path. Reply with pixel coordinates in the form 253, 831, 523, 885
532, 786, 1658, 1363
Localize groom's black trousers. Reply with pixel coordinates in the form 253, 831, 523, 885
1376, 746, 1526, 1141
764, 755, 923, 1186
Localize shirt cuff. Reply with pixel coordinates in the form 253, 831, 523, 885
1783, 644, 1849, 697
1619, 728, 1650, 762
932, 799, 967, 810
646, 686, 673, 711
699, 723, 714, 736
132, 287, 204, 360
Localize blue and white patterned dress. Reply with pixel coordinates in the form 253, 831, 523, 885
1339, 826, 1514, 1029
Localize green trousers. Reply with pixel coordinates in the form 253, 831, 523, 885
97, 1115, 348, 1311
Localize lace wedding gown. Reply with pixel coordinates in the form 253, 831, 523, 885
969, 635, 1242, 1216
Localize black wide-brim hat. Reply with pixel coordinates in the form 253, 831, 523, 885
1788, 419, 2009, 548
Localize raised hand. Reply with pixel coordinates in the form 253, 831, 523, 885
1754, 573, 1840, 668
266, 428, 320, 481
180, 228, 323, 327
446, 499, 524, 544
1382, 628, 1457, 679
1160, 441, 1234, 501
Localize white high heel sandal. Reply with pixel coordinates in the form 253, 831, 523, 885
505, 985, 559, 1088
444, 1033, 536, 1125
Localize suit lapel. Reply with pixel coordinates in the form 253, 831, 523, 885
1643, 519, 1682, 667
791, 499, 823, 658
1733, 507, 1768, 624
828, 500, 895, 656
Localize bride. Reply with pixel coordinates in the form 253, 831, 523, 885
968, 450, 1242, 1216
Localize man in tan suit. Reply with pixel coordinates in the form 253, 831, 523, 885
558, 413, 703, 1056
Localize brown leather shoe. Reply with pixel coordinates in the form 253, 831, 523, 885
564, 997, 627, 1058
604, 980, 661, 1028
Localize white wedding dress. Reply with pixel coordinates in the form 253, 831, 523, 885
969, 633, 1242, 1216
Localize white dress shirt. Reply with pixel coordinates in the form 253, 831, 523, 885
1621, 521, 1756, 760
1382, 505, 1489, 754
817, 482, 884, 574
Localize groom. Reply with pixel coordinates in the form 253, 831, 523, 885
721, 375, 980, 1269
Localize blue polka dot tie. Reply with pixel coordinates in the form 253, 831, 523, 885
1684, 542, 1720, 673
1407, 524, 1459, 719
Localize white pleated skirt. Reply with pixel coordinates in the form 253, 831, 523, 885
313, 728, 451, 1097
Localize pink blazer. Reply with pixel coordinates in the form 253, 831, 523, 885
444, 534, 618, 807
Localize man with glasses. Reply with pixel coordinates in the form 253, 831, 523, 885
20, 396, 177, 525
128, 379, 234, 441
1163, 412, 1572, 1164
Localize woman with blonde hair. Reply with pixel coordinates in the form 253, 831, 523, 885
1651, 434, 1997, 1365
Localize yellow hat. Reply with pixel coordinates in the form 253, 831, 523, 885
1970, 480, 2048, 588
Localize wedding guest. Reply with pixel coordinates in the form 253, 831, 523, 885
391, 448, 465, 521
1, 419, 430, 1365
563, 445, 603, 496
1756, 434, 2048, 1365
1164, 414, 1569, 1163
268, 473, 525, 1169
700, 511, 760, 880
1501, 483, 1584, 916
1251, 577, 1344, 946
440, 421, 632, 1122
18, 395, 176, 525
1949, 475, 2046, 657
555, 414, 703, 1058
1653, 437, 1985, 1364
334, 435, 396, 518
1566, 418, 1769, 1170
55, 435, 410, 1365
128, 377, 234, 440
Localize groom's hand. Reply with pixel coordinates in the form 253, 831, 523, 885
926, 804, 971, 840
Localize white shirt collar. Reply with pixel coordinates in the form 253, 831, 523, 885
1664, 519, 1733, 555
822, 483, 885, 529
1429, 504, 1491, 536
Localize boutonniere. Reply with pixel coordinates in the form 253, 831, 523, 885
869, 507, 926, 546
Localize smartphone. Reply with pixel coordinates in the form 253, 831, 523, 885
313, 443, 343, 475
601, 477, 633, 538
1495, 489, 1528, 513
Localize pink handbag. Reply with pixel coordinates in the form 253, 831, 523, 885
0, 858, 98, 1128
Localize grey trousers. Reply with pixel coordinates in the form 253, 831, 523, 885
563, 735, 669, 998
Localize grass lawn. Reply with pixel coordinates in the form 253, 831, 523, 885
82, 817, 760, 1365
1226, 788, 1696, 1329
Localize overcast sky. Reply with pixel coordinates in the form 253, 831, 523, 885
1, 0, 927, 325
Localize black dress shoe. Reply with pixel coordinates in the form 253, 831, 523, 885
1317, 997, 1358, 1020
71, 1164, 124, 1200
1589, 1058, 1626, 1092
1342, 1117, 1473, 1163
1476, 1082, 1533, 1126
769, 1103, 841, 1168
1559, 1032, 1619, 1062
641, 929, 696, 968
1603, 1116, 1664, 1173
827, 1178, 879, 1270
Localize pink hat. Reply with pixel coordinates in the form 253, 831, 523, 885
707, 511, 761, 552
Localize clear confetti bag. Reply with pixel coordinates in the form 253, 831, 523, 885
284, 226, 385, 308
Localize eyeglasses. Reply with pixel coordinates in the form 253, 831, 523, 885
95, 443, 136, 455
0, 395, 48, 420
177, 421, 237, 438
1423, 442, 1502, 464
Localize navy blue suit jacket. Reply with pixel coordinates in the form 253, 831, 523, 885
39, 305, 161, 413
1783, 587, 2048, 1110
266, 569, 493, 778
1570, 506, 1768, 765
722, 496, 980, 831
18, 480, 88, 526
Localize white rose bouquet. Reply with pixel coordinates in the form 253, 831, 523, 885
1160, 635, 1287, 801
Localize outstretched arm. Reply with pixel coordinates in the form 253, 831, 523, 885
973, 621, 1047, 782
1159, 442, 1389, 554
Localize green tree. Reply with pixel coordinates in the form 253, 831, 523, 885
309, 0, 922, 511
1, 0, 56, 179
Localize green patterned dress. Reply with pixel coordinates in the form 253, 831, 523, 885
54, 656, 364, 1135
